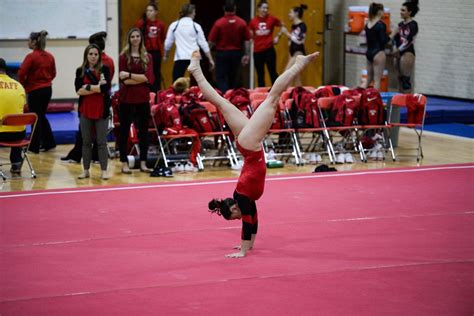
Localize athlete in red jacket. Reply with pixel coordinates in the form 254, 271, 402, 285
188, 50, 319, 258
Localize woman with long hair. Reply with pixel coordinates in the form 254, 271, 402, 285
18, 30, 57, 153
136, 2, 167, 91
75, 44, 112, 180
393, 0, 420, 92
118, 28, 155, 174
187, 50, 319, 257
61, 31, 115, 164
249, 0, 286, 87
281, 4, 308, 87
362, 3, 390, 90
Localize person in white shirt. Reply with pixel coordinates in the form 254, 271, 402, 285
163, 4, 215, 81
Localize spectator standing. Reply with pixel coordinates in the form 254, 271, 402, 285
208, 0, 250, 93
18, 30, 56, 153
163, 3, 215, 82
136, 2, 167, 91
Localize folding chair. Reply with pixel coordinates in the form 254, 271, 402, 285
252, 99, 303, 165
317, 96, 365, 163
194, 101, 240, 170
251, 87, 271, 93
0, 113, 38, 180
150, 105, 201, 170
358, 93, 395, 162
249, 92, 268, 104
388, 94, 427, 161
295, 98, 335, 164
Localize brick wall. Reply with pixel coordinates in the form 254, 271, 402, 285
325, 0, 474, 99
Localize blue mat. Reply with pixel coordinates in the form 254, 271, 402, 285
423, 123, 474, 138
381, 93, 474, 125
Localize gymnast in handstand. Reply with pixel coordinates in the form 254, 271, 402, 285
188, 50, 319, 258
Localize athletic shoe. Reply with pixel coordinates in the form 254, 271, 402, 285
60, 156, 81, 163
336, 153, 345, 164
344, 153, 354, 163
184, 162, 198, 172
172, 162, 185, 173
376, 150, 385, 161
315, 154, 322, 163
267, 149, 277, 161
368, 149, 378, 160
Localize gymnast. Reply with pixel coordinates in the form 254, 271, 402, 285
187, 50, 318, 258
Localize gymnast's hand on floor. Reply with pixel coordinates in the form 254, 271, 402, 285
225, 252, 246, 258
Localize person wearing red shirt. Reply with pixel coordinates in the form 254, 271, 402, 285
74, 44, 112, 180
61, 31, 115, 164
248, 0, 286, 87
18, 30, 57, 153
118, 27, 155, 174
135, 3, 167, 92
188, 49, 319, 257
208, 0, 250, 93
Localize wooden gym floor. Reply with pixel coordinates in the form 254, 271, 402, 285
0, 128, 473, 193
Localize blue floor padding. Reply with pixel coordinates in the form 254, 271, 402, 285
423, 123, 474, 138
381, 93, 474, 124
46, 112, 79, 145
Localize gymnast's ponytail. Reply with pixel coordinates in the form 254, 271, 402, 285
208, 198, 235, 220
403, 0, 419, 17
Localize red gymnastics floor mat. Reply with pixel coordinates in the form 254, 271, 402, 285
1, 165, 473, 315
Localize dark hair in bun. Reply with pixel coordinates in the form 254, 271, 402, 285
293, 4, 308, 18
208, 198, 236, 220
403, 0, 419, 17
89, 31, 107, 51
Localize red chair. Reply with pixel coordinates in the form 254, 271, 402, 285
0, 113, 38, 179
388, 94, 427, 161
249, 92, 268, 103
194, 101, 240, 170
251, 87, 271, 93
295, 97, 335, 164
253, 98, 303, 165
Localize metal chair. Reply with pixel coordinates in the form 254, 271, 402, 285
0, 113, 38, 180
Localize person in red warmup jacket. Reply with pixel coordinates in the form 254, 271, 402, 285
18, 30, 57, 153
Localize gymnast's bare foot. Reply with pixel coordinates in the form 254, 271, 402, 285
187, 50, 201, 74
295, 51, 320, 67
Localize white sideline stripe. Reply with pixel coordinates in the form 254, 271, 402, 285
2, 258, 473, 304
1, 164, 472, 200
6, 211, 472, 248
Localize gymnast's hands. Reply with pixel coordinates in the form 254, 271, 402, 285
226, 251, 245, 258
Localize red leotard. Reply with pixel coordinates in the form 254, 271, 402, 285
235, 141, 266, 201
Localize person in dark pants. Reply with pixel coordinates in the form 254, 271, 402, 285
118, 27, 155, 174
74, 44, 112, 180
136, 3, 167, 92
0, 58, 27, 176
249, 0, 285, 87
208, 0, 250, 93
163, 3, 214, 82
61, 31, 115, 163
18, 30, 56, 153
